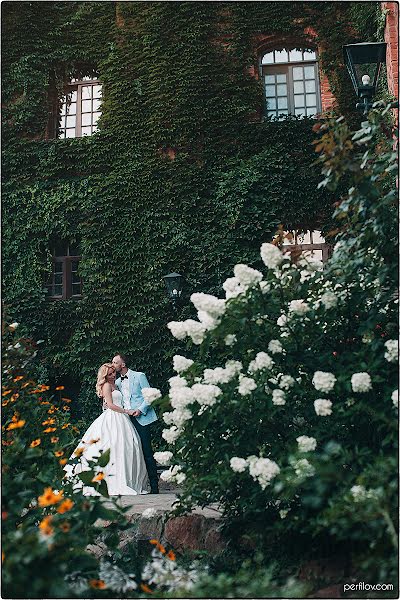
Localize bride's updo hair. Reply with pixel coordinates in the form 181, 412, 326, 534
96, 363, 114, 398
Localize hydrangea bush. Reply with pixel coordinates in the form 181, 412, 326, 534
151, 106, 398, 581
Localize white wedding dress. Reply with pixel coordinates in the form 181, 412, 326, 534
65, 389, 149, 496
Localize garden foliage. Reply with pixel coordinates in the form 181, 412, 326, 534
154, 105, 399, 584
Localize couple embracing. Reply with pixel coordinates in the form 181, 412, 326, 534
66, 354, 159, 496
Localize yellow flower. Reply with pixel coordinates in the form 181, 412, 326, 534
92, 472, 105, 483
2, 401, 9, 407
62, 405, 70, 411
61, 423, 70, 429
61, 397, 72, 403
59, 521, 70, 532
57, 499, 74, 514
39, 515, 54, 536
42, 418, 56, 425
166, 550, 176, 561
13, 375, 24, 382
59, 458, 67, 466
30, 439, 41, 448
50, 436, 59, 443
55, 385, 65, 391
54, 450, 64, 457
43, 427, 57, 433
1, 390, 12, 397
7, 420, 25, 430
140, 583, 153, 594
89, 580, 106, 589
38, 487, 64, 507
73, 447, 85, 458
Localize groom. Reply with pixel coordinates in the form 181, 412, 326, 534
112, 353, 159, 494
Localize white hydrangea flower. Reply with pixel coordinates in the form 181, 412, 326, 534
167, 321, 187, 340
260, 281, 271, 294
279, 375, 295, 390
288, 299, 310, 315
392, 389, 398, 407
300, 255, 323, 272
351, 372, 372, 393
99, 560, 137, 593
225, 360, 243, 377
238, 375, 257, 396
260, 243, 283, 269
296, 436, 317, 452
314, 398, 333, 416
230, 457, 248, 473
223, 276, 244, 299
384, 339, 398, 363
142, 388, 162, 404
191, 383, 222, 406
233, 264, 263, 288
224, 334, 237, 346
197, 310, 219, 330
248, 457, 280, 489
279, 509, 289, 519
350, 484, 367, 502
172, 355, 194, 373
294, 458, 315, 478
153, 451, 173, 466
300, 270, 312, 283
320, 291, 338, 309
272, 389, 286, 405
169, 386, 195, 409
184, 319, 207, 345
170, 407, 192, 427
248, 352, 274, 373
190, 292, 226, 318
142, 507, 157, 519
162, 426, 180, 444
277, 314, 288, 327
168, 375, 188, 388
268, 339, 284, 354
162, 411, 175, 425
312, 371, 336, 392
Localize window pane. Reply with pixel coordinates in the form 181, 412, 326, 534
312, 230, 325, 243
292, 67, 303, 80
66, 115, 76, 128
306, 107, 317, 116
70, 90, 77, 103
293, 81, 304, 94
66, 103, 76, 116
294, 108, 305, 116
72, 284, 82, 296
54, 285, 63, 296
265, 85, 276, 97
265, 75, 275, 84
276, 73, 286, 83
306, 94, 317, 106
275, 50, 288, 63
81, 85, 92, 99
81, 127, 92, 136
261, 52, 274, 65
289, 49, 302, 62
294, 95, 305, 107
304, 50, 316, 60
65, 129, 75, 138
276, 84, 287, 96
92, 98, 101, 111
92, 112, 101, 125
92, 125, 98, 133
278, 109, 288, 115
93, 85, 102, 99
266, 110, 277, 117
82, 113, 92, 126
59, 129, 66, 138
71, 260, 80, 270
277, 97, 288, 109
55, 274, 63, 285
266, 98, 277, 110
305, 79, 316, 93
304, 66, 315, 79
81, 99, 92, 113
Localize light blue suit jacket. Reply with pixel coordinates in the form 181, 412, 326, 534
115, 369, 158, 426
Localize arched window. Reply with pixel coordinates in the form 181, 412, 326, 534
260, 49, 321, 119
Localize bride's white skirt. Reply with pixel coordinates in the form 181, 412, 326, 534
65, 410, 149, 496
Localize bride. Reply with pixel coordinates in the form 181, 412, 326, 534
65, 363, 149, 495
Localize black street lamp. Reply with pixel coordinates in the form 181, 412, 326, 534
162, 272, 184, 310
343, 42, 387, 114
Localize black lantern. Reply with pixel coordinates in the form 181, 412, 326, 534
343, 42, 387, 114
162, 272, 184, 310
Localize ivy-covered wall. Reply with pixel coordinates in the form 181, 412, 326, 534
2, 1, 381, 421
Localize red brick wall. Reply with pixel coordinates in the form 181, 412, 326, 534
382, 2, 399, 99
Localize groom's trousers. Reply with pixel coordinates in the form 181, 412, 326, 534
130, 418, 159, 492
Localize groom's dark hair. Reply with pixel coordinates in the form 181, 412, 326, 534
116, 353, 128, 365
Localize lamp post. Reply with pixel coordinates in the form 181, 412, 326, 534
162, 272, 184, 311
343, 42, 387, 114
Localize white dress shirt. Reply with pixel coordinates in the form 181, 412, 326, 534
121, 372, 130, 409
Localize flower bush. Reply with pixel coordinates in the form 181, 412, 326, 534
153, 105, 398, 583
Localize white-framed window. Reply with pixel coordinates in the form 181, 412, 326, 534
59, 77, 102, 138
282, 230, 332, 263
260, 49, 321, 119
